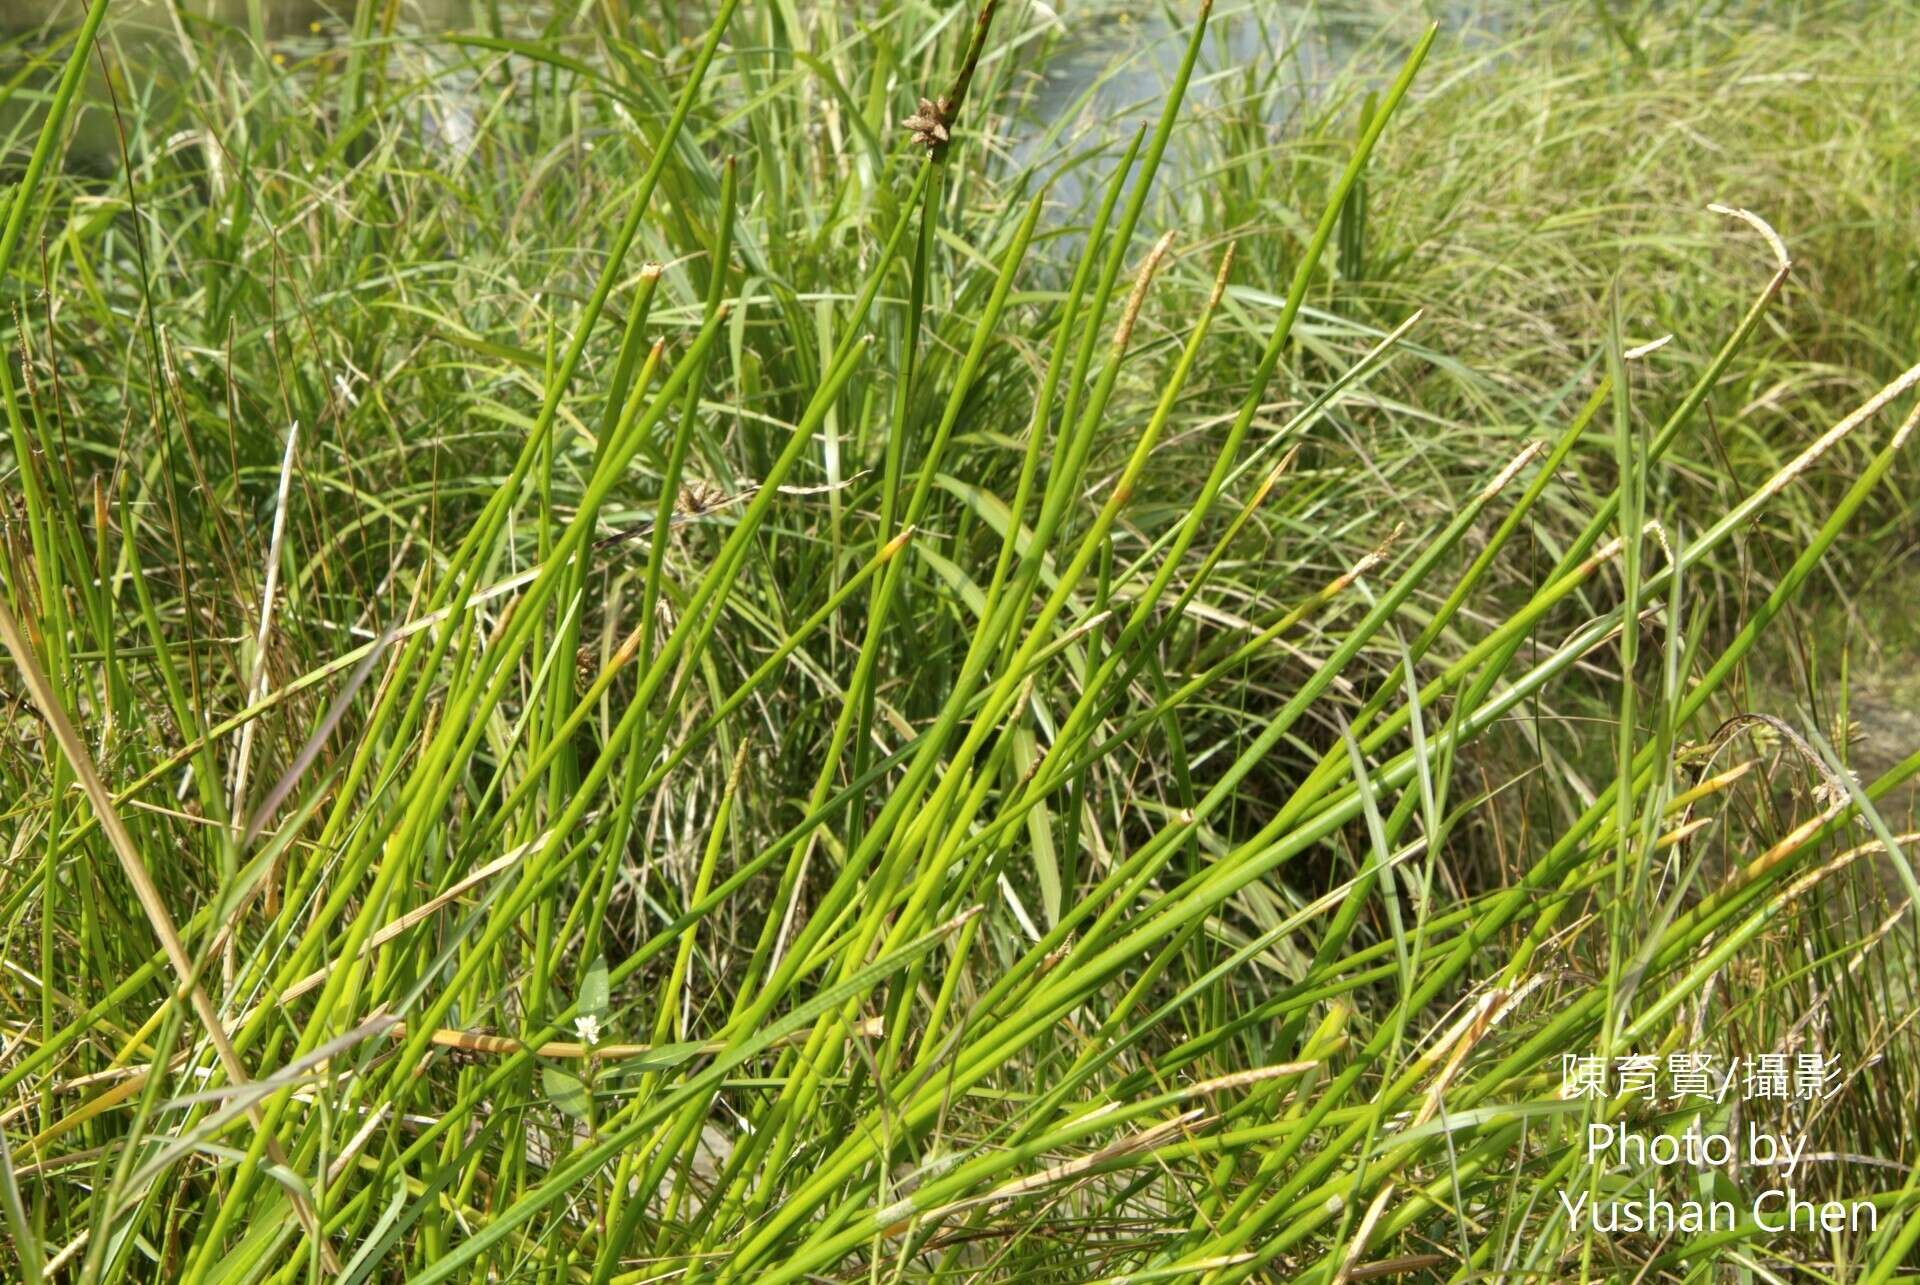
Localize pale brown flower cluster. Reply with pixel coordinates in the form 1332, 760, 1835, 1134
902, 97, 951, 152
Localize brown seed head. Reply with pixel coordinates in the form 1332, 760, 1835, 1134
902, 97, 950, 151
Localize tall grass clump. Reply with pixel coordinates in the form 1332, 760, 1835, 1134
1, 1, 1917, 1280
1179, 2, 1920, 666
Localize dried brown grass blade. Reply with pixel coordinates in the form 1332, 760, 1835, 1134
0, 596, 338, 1269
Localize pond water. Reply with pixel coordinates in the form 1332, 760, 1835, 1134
4, 1, 1503, 185
0, 0, 1530, 242
0, 0, 494, 172
1008, 1, 1508, 214
0, 0, 458, 38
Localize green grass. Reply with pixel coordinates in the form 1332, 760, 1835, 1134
1, 1, 1918, 1280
